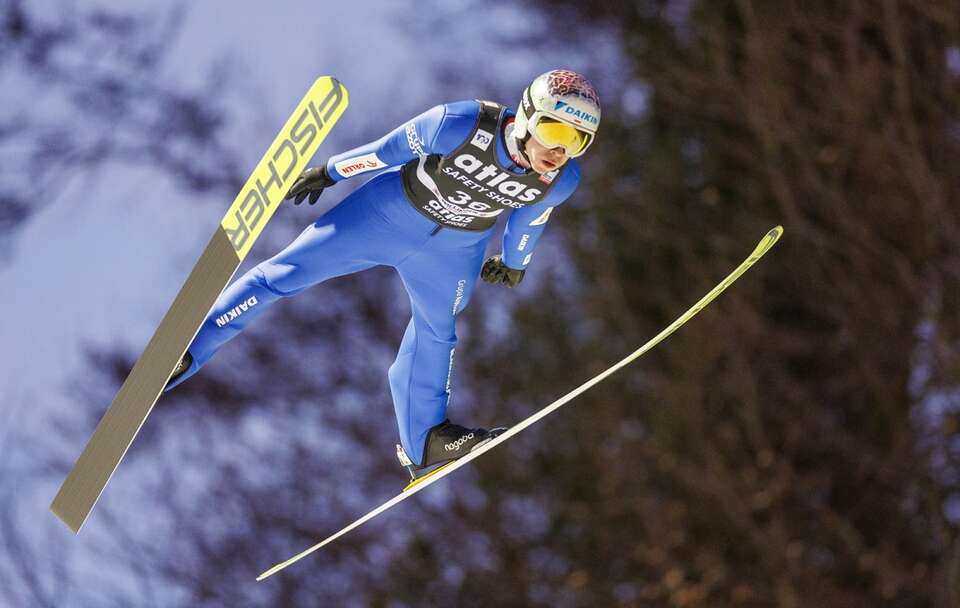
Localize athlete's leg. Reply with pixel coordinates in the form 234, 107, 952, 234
387, 237, 488, 464
167, 174, 408, 390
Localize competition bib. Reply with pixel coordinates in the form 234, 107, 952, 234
401, 101, 563, 231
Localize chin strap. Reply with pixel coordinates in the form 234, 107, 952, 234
504, 118, 532, 169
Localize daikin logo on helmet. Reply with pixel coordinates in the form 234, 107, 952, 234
554, 101, 599, 125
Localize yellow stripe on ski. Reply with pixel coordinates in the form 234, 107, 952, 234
220, 76, 348, 260
403, 461, 457, 492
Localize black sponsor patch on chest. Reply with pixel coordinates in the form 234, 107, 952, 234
401, 101, 563, 231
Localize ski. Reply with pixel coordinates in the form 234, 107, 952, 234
256, 225, 784, 581
50, 76, 349, 533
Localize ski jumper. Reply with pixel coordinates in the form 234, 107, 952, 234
164, 99, 581, 465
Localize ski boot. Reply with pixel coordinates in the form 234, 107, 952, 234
165, 351, 193, 389
396, 419, 507, 482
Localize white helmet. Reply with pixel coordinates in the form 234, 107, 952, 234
513, 70, 600, 158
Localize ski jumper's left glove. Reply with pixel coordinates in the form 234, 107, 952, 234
285, 166, 336, 205
481, 255, 525, 288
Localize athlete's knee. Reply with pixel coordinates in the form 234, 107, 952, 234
419, 316, 457, 343
252, 262, 306, 297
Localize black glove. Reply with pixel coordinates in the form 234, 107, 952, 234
284, 165, 336, 205
480, 255, 525, 288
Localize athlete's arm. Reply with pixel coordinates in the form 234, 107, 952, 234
499, 160, 581, 270
285, 101, 481, 204
323, 100, 481, 181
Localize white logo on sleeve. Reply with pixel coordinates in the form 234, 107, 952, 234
470, 129, 494, 151
334, 153, 387, 177
523, 253, 533, 265
406, 123, 426, 156
215, 296, 259, 327
529, 207, 554, 226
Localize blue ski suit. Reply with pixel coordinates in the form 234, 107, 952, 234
165, 99, 581, 464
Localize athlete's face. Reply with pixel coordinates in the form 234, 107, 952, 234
523, 137, 569, 174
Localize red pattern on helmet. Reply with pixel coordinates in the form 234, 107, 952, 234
545, 70, 600, 107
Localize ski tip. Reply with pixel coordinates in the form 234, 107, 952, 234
316, 75, 346, 92
759, 225, 784, 250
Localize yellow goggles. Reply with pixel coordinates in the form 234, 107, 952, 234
531, 116, 593, 157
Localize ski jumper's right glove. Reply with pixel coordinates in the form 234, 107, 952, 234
480, 255, 525, 288
284, 165, 336, 205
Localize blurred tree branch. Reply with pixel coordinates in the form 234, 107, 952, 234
0, 0, 245, 253
454, 0, 960, 605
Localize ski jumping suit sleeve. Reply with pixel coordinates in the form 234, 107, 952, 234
499, 161, 580, 270
164, 100, 580, 466
321, 104, 466, 182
